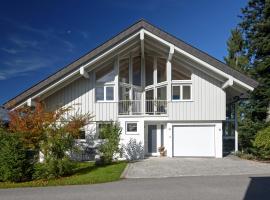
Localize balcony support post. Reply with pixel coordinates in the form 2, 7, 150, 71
167, 45, 174, 102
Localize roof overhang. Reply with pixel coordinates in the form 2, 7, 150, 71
4, 19, 258, 110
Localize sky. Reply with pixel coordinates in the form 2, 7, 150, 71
0, 0, 248, 105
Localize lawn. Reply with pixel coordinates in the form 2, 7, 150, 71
0, 161, 127, 189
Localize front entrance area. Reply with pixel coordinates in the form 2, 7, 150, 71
144, 122, 222, 158
145, 124, 165, 156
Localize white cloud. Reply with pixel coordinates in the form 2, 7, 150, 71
9, 36, 39, 49
1, 47, 19, 54
0, 57, 54, 80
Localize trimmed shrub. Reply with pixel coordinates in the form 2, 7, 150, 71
0, 129, 34, 182
33, 156, 74, 180
253, 126, 270, 159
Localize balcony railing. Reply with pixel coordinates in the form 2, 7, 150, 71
119, 100, 167, 115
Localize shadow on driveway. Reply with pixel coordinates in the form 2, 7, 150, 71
244, 176, 270, 200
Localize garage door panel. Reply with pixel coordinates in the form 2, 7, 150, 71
173, 126, 215, 157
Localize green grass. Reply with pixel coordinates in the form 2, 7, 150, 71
0, 161, 127, 189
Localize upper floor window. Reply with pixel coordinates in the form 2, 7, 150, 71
95, 61, 115, 102
133, 56, 141, 86
157, 58, 166, 83
96, 86, 114, 101
145, 56, 154, 86
172, 84, 192, 101
119, 58, 129, 84
172, 61, 191, 80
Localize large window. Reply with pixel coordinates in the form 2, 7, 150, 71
119, 58, 129, 84
95, 61, 115, 102
133, 56, 141, 86
145, 56, 154, 86
172, 85, 191, 100
96, 63, 114, 83
157, 86, 166, 100
157, 58, 166, 83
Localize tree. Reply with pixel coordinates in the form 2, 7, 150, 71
239, 0, 270, 122
224, 28, 249, 72
8, 101, 93, 179
225, 0, 270, 151
97, 122, 122, 165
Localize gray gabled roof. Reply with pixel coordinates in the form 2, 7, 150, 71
4, 19, 258, 109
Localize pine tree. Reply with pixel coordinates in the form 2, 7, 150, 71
225, 0, 270, 151
240, 0, 270, 122
224, 28, 249, 72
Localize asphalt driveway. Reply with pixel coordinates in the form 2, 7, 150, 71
1, 175, 270, 200
124, 156, 270, 178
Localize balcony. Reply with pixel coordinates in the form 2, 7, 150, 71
118, 100, 167, 115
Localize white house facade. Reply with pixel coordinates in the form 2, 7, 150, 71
4, 20, 258, 159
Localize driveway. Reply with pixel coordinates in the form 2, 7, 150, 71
124, 156, 270, 178
1, 175, 270, 200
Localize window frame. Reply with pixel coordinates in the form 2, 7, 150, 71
75, 128, 86, 141
171, 84, 192, 101
126, 122, 138, 135
95, 84, 115, 102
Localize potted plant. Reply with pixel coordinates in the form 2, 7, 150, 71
158, 146, 166, 157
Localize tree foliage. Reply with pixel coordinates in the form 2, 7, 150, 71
97, 122, 122, 165
8, 101, 92, 179
253, 125, 270, 159
225, 0, 270, 152
0, 129, 33, 182
224, 28, 249, 72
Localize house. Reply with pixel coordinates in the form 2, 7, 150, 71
4, 20, 258, 158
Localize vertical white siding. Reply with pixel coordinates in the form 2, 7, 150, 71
44, 72, 118, 122
44, 69, 226, 122
168, 70, 226, 121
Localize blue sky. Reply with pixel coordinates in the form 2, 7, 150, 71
0, 0, 247, 105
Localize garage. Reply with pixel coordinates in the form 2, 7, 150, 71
173, 125, 215, 157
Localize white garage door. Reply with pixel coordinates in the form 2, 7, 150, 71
173, 125, 215, 157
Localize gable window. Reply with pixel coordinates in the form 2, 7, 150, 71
96, 63, 114, 83
133, 56, 141, 86
172, 85, 192, 101
119, 58, 129, 84
95, 61, 115, 102
145, 56, 154, 86
157, 58, 166, 83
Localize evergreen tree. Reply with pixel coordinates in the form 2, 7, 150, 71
225, 0, 270, 151
239, 0, 270, 122
224, 28, 249, 72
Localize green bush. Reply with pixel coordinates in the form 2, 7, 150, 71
33, 156, 74, 180
253, 126, 270, 159
96, 122, 121, 165
0, 129, 34, 182
36, 126, 77, 179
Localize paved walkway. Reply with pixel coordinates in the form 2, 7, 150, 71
124, 156, 270, 178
